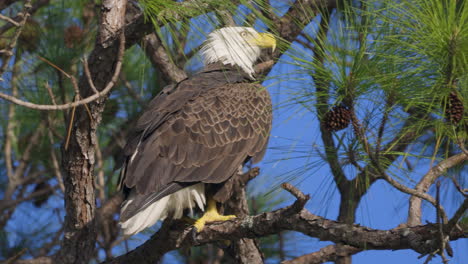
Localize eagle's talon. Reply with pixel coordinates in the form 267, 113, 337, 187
192, 199, 236, 233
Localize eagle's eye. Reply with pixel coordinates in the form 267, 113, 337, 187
240, 31, 249, 38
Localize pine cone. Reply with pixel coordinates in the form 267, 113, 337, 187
322, 106, 351, 131
445, 91, 464, 125
64, 25, 84, 48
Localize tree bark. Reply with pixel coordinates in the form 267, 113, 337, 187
54, 1, 127, 263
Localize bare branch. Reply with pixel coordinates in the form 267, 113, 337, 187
0, 0, 49, 34
120, 74, 145, 105
446, 197, 468, 234
141, 32, 188, 84
451, 177, 468, 197
0, 41, 125, 110
44, 82, 57, 105
15, 257, 52, 264
102, 185, 465, 264
0, 13, 20, 26
407, 152, 468, 226
83, 57, 100, 94
382, 171, 448, 223
0, 0, 31, 78
282, 245, 361, 264
47, 128, 65, 192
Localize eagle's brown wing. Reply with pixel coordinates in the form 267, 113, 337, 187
119, 65, 271, 221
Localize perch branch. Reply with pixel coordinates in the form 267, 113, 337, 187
102, 184, 464, 264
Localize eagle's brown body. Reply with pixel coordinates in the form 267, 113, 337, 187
119, 63, 272, 231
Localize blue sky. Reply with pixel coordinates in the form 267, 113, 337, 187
3, 1, 467, 263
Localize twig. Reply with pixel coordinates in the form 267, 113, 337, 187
451, 177, 468, 198
0, 31, 126, 110
281, 182, 310, 213
0, 14, 20, 26
0, 0, 31, 78
382, 171, 448, 223
64, 100, 76, 150
4, 52, 20, 185
0, 0, 49, 35
445, 197, 468, 234
47, 128, 65, 192
254, 60, 274, 77
82, 57, 99, 94
350, 112, 372, 158
120, 74, 144, 105
37, 56, 72, 79
44, 82, 57, 105
4, 248, 27, 264
375, 92, 394, 157
407, 152, 468, 226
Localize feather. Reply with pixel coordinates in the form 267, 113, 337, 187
119, 64, 272, 231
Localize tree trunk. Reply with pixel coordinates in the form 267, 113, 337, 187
54, 1, 127, 263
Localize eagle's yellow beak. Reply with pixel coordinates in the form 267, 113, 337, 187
254, 33, 276, 52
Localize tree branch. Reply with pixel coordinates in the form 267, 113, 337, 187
54, 1, 127, 263
102, 184, 465, 264
141, 33, 187, 84
408, 152, 468, 226
282, 245, 361, 264
0, 0, 31, 78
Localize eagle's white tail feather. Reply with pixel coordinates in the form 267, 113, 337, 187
192, 188, 205, 212
120, 183, 205, 236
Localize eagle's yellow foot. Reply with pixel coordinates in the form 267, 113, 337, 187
193, 199, 236, 232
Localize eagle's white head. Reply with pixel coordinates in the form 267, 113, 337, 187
201, 27, 276, 77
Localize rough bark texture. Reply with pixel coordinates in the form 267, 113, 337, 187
102, 185, 466, 264
141, 33, 188, 84
54, 1, 127, 263
223, 168, 264, 264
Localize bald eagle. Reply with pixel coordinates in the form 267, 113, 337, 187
119, 27, 275, 236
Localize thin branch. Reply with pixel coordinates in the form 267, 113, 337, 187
141, 32, 187, 84
83, 57, 100, 94
0, 181, 57, 211
0, 13, 20, 26
0, 0, 49, 35
44, 82, 57, 105
445, 197, 468, 234
382, 171, 448, 223
120, 73, 145, 106
0, 0, 31, 78
37, 56, 72, 79
15, 257, 52, 264
47, 128, 65, 192
3, 51, 20, 185
451, 177, 468, 198
282, 245, 361, 264
407, 152, 468, 226
350, 112, 372, 159
0, 32, 126, 110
